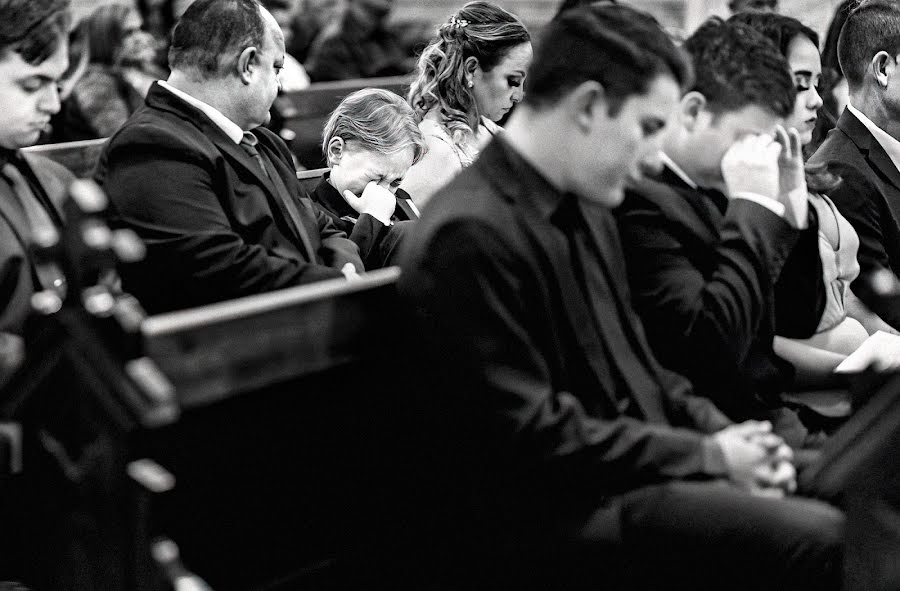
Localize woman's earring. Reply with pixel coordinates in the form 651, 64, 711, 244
467, 80, 474, 88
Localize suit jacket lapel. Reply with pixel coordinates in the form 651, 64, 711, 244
654, 166, 723, 241
0, 179, 32, 258
839, 108, 900, 194
476, 141, 626, 410
145, 84, 312, 254
836, 108, 900, 229
21, 154, 67, 222
579, 202, 667, 421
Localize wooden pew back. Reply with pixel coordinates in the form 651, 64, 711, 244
280, 75, 410, 168
23, 137, 107, 178
139, 268, 405, 588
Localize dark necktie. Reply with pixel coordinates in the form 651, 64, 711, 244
239, 132, 317, 262
555, 196, 667, 423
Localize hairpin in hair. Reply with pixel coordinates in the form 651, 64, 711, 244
448, 15, 470, 29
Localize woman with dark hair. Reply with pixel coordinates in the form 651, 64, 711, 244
731, 11, 897, 389
554, 0, 615, 18
809, 0, 853, 153
60, 4, 164, 141
401, 1, 531, 206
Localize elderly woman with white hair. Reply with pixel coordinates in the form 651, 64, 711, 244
307, 87, 427, 269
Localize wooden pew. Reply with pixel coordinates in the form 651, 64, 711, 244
279, 75, 411, 169
23, 137, 108, 178
138, 268, 406, 589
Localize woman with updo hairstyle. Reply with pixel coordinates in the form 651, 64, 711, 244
401, 1, 531, 207
309, 88, 427, 269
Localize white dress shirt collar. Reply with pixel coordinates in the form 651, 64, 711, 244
158, 80, 245, 144
847, 103, 900, 174
658, 151, 786, 217
659, 151, 698, 189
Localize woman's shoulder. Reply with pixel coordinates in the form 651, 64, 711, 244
418, 116, 453, 142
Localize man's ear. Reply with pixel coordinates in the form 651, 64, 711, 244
326, 137, 345, 166
871, 51, 894, 88
566, 80, 605, 133
237, 46, 259, 85
679, 91, 707, 132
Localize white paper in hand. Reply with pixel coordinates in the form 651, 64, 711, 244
834, 331, 900, 374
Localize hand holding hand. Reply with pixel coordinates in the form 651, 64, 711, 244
713, 421, 796, 496
721, 134, 781, 200
342, 181, 396, 225
775, 125, 809, 229
341, 262, 360, 281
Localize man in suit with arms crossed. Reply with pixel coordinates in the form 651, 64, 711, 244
810, 0, 900, 331
97, 0, 380, 314
400, 4, 841, 590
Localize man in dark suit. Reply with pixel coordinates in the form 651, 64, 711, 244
0, 0, 74, 576
0, 0, 72, 336
96, 0, 363, 314
399, 5, 841, 590
809, 0, 900, 331
615, 19, 824, 431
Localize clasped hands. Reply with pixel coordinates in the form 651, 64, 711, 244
712, 420, 797, 498
721, 125, 808, 229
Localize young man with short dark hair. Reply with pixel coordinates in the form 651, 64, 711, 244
809, 0, 900, 331
399, 5, 841, 589
0, 0, 73, 334
615, 18, 825, 432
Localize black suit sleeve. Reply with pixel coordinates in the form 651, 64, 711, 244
100, 137, 345, 305
309, 199, 367, 272
774, 208, 826, 337
826, 163, 900, 330
405, 219, 725, 489
619, 196, 799, 367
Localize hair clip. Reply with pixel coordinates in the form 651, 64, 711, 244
448, 15, 470, 29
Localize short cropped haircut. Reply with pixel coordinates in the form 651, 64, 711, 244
323, 88, 427, 166
838, 0, 900, 90
684, 18, 795, 118
524, 3, 692, 113
0, 0, 70, 64
169, 0, 267, 77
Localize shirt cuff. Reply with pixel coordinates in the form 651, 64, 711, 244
701, 436, 730, 477
731, 191, 786, 217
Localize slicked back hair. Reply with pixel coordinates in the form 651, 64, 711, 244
0, 0, 70, 64
524, 3, 692, 114
169, 0, 268, 78
838, 0, 900, 91
684, 17, 795, 118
